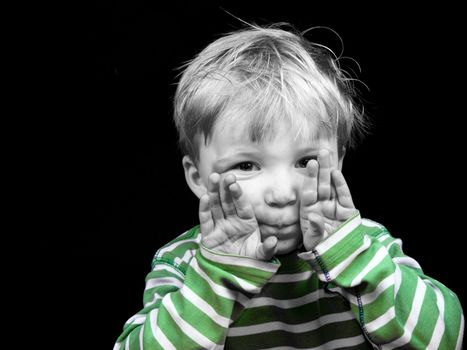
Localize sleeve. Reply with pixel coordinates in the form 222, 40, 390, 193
113, 245, 280, 350
298, 211, 464, 350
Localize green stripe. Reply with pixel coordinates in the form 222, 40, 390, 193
127, 327, 141, 350
408, 285, 439, 347
226, 319, 366, 349
255, 275, 321, 300
184, 263, 239, 318
143, 314, 166, 350
437, 282, 462, 349
336, 244, 391, 287
196, 251, 271, 292
234, 294, 351, 326
156, 304, 202, 349
171, 291, 226, 344
319, 225, 366, 271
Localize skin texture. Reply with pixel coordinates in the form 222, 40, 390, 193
183, 118, 357, 260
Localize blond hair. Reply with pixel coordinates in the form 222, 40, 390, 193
173, 24, 368, 163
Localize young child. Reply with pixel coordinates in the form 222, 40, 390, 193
114, 24, 464, 349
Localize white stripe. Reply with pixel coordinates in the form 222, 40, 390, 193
393, 256, 421, 269
360, 274, 394, 305
394, 264, 402, 297
156, 235, 200, 257
350, 246, 388, 287
145, 277, 183, 290
125, 334, 130, 350
247, 288, 333, 309
326, 285, 356, 304
139, 324, 144, 350
361, 218, 384, 228
455, 314, 464, 350
426, 280, 445, 350
326, 235, 371, 280
149, 309, 176, 350
377, 234, 390, 243
228, 311, 355, 336
269, 270, 313, 283
152, 264, 185, 279
386, 238, 402, 251
366, 306, 395, 333
190, 257, 249, 306
113, 342, 122, 350
316, 212, 362, 255
381, 278, 427, 349
163, 295, 221, 349
328, 274, 395, 306
144, 292, 163, 307
174, 249, 197, 266
233, 275, 262, 293
179, 285, 232, 328
124, 314, 146, 326
263, 335, 365, 350
200, 245, 279, 273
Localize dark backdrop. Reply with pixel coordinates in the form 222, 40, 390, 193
53, 2, 465, 348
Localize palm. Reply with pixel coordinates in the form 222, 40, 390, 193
199, 173, 277, 260
204, 215, 261, 257
300, 150, 356, 251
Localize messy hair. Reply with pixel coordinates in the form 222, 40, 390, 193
173, 23, 368, 163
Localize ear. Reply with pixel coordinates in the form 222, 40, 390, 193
337, 146, 346, 171
182, 155, 207, 199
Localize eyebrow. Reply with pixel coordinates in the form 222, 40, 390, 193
213, 151, 259, 168
296, 146, 321, 153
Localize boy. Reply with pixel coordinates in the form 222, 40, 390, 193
114, 25, 464, 349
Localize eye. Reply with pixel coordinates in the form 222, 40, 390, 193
233, 162, 259, 171
297, 157, 316, 168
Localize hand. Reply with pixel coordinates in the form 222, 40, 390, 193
300, 149, 357, 251
199, 173, 278, 260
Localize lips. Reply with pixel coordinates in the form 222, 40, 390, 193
258, 222, 300, 236
258, 221, 298, 229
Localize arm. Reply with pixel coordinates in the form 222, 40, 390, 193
299, 150, 464, 349
114, 234, 280, 350
115, 173, 280, 349
299, 214, 464, 349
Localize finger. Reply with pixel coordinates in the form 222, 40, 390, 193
229, 182, 255, 220
302, 159, 319, 207
199, 194, 214, 236
207, 173, 224, 221
317, 149, 332, 200
219, 174, 237, 216
256, 236, 278, 261
330, 186, 337, 201
331, 170, 355, 208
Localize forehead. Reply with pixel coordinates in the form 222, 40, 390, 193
208, 112, 332, 150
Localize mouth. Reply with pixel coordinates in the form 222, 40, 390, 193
259, 221, 298, 229
258, 222, 300, 236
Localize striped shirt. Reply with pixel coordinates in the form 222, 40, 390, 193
115, 212, 464, 349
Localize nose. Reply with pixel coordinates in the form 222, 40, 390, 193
264, 170, 298, 208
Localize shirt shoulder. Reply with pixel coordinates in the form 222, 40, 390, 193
151, 225, 202, 274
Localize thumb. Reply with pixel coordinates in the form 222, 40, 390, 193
257, 236, 278, 261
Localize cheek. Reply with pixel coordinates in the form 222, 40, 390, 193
235, 179, 263, 205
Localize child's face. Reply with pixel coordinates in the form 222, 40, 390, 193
192, 117, 343, 255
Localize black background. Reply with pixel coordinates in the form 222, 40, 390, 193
47, 1, 465, 348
